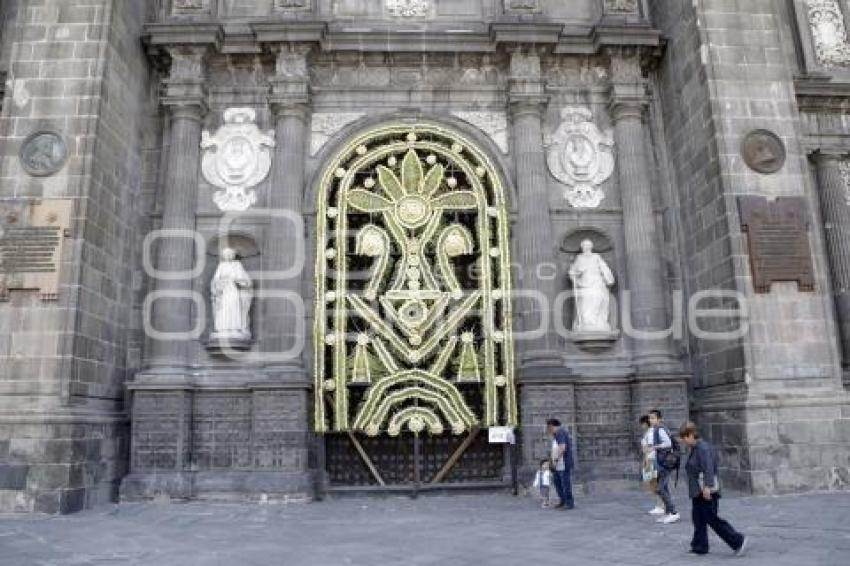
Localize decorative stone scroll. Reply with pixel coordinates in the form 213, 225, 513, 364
739, 196, 816, 293
310, 113, 366, 156
605, 0, 639, 13
546, 107, 615, 209
201, 108, 275, 212
172, 0, 211, 15
839, 160, 850, 204
314, 124, 516, 437
452, 111, 509, 154
274, 0, 310, 10
386, 0, 431, 18
806, 0, 850, 67
505, 0, 541, 12
0, 199, 72, 301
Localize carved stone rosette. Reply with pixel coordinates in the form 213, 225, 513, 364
546, 107, 615, 209
201, 108, 275, 212
807, 0, 850, 67
385, 0, 431, 18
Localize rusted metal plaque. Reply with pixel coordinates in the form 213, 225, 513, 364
0, 199, 72, 300
739, 196, 815, 293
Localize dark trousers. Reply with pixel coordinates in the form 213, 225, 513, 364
552, 468, 574, 507
691, 494, 745, 554
656, 467, 677, 514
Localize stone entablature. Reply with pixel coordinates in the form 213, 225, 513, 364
158, 0, 607, 22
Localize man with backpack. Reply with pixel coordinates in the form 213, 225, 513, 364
648, 409, 681, 524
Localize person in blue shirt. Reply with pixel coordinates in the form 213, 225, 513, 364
679, 421, 749, 557
546, 418, 574, 509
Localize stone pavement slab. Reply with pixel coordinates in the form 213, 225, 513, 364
0, 489, 848, 566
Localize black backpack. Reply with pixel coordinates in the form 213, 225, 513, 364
654, 426, 682, 472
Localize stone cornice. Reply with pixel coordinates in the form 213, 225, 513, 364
144, 22, 224, 49
142, 20, 663, 57
795, 74, 850, 112
252, 21, 328, 44
490, 22, 565, 46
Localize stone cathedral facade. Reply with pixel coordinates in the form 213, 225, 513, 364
0, 0, 849, 514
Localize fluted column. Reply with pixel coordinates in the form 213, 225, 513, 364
261, 44, 311, 379
813, 150, 850, 367
148, 47, 209, 370
608, 49, 674, 371
508, 49, 563, 375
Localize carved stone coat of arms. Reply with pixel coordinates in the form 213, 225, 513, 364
201, 108, 275, 212
546, 107, 615, 209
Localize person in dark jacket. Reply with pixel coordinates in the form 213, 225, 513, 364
679, 422, 749, 557
546, 418, 575, 509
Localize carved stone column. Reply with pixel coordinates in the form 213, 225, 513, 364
508, 49, 563, 376
608, 49, 674, 371
813, 150, 850, 367
148, 46, 209, 370
262, 44, 312, 379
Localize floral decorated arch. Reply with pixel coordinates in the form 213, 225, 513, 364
313, 123, 516, 436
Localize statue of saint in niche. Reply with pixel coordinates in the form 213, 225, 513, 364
568, 239, 615, 332
210, 248, 253, 341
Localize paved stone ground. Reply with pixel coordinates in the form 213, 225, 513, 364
0, 487, 848, 566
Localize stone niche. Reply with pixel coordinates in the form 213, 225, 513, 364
560, 228, 620, 351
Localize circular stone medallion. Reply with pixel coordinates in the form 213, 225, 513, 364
741, 129, 786, 174
19, 131, 68, 177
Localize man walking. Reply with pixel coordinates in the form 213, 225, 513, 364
679, 422, 749, 557
648, 409, 680, 524
546, 418, 574, 509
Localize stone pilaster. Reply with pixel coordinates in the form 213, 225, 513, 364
508, 49, 563, 377
147, 46, 209, 370
608, 48, 674, 372
813, 150, 850, 369
261, 44, 312, 380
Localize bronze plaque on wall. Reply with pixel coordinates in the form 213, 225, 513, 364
0, 199, 72, 300
739, 196, 815, 294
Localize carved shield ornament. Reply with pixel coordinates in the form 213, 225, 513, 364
201, 108, 275, 212
546, 107, 615, 209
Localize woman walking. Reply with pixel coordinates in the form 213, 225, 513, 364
639, 415, 663, 515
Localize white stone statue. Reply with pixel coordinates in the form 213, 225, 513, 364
210, 248, 253, 342
568, 239, 615, 332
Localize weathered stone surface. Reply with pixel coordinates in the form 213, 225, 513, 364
1, 0, 849, 515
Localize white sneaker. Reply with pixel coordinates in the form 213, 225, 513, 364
648, 506, 665, 515
735, 536, 749, 557
658, 513, 681, 524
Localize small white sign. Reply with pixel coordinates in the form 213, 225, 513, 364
488, 426, 515, 445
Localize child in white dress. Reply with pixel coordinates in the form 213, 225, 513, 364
533, 459, 553, 508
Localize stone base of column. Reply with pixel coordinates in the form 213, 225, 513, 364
633, 351, 684, 376
692, 387, 850, 494
517, 351, 571, 381
0, 410, 128, 514
517, 374, 689, 492
121, 373, 316, 503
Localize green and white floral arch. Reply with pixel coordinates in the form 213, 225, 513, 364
313, 120, 517, 437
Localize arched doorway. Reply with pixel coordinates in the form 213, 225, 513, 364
313, 122, 516, 489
